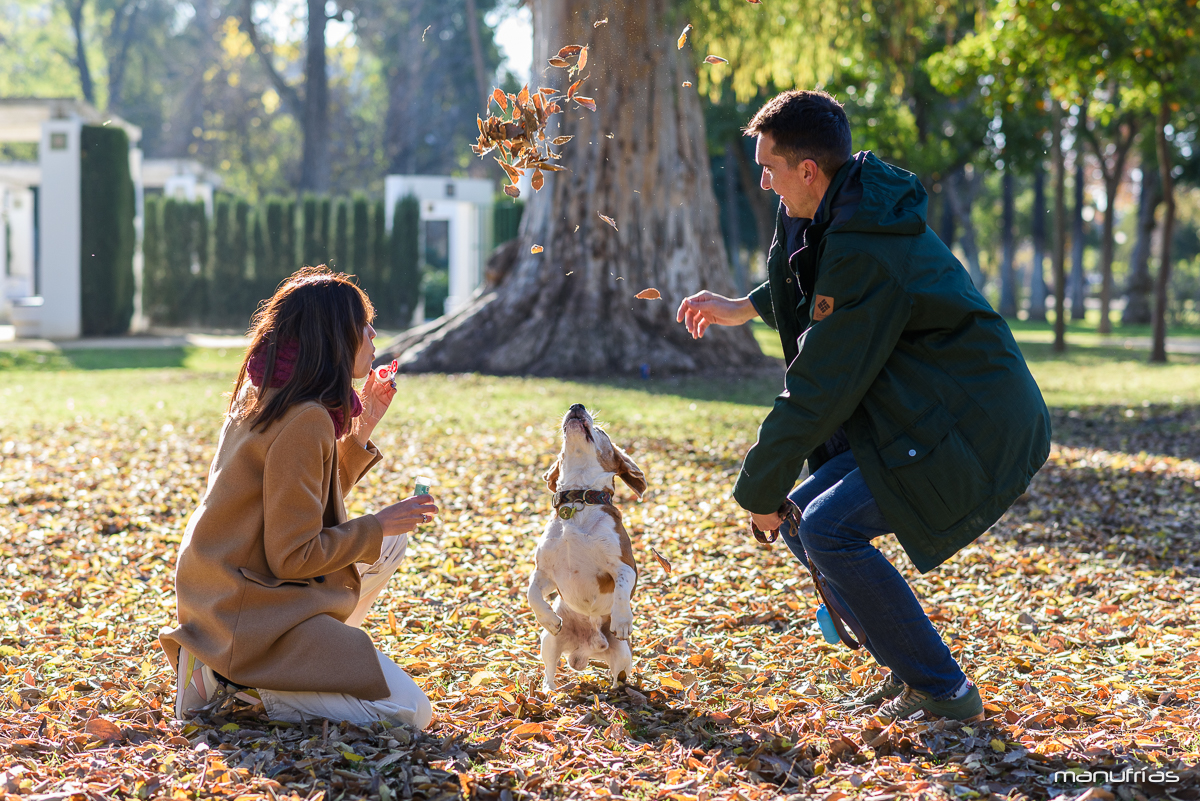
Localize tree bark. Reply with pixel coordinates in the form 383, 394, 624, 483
299, 0, 330, 191
383, 0, 764, 375
723, 140, 747, 295
1051, 102, 1067, 352
105, 0, 141, 114
67, 0, 96, 105
1029, 161, 1048, 322
1151, 98, 1176, 363
1069, 151, 1086, 320
998, 167, 1017, 317
1123, 160, 1159, 326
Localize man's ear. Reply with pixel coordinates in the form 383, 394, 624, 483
613, 445, 646, 500
543, 454, 562, 493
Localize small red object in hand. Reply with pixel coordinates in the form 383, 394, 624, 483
375, 359, 399, 384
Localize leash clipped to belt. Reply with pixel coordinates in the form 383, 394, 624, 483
750, 499, 865, 650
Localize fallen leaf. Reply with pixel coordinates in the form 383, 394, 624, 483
704, 55, 729, 64
677, 24, 692, 49
574, 96, 597, 111
636, 288, 661, 300
577, 46, 588, 72
531, 245, 544, 254
511, 722, 544, 739
598, 212, 618, 230
594, 17, 608, 27
548, 57, 571, 68
552, 135, 575, 145
556, 45, 583, 59
503, 184, 520, 198
651, 546, 672, 575
83, 718, 123, 744
567, 79, 584, 100
532, 169, 545, 191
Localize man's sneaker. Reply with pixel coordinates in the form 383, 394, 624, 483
175, 646, 218, 719
860, 672, 905, 706
875, 683, 985, 723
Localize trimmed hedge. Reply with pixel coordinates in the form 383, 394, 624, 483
80, 125, 136, 335
142, 192, 422, 331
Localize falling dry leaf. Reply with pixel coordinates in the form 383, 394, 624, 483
531, 169, 545, 191
548, 57, 570, 68
635, 288, 662, 300
530, 245, 543, 254
598, 212, 618, 230
556, 44, 583, 59
682, 81, 693, 87
551, 135, 575, 146
677, 24, 692, 49
574, 96, 597, 111
594, 17, 608, 27
567, 79, 584, 100
503, 184, 520, 198
577, 46, 589, 72
422, 24, 431, 40
651, 546, 672, 575
491, 88, 508, 111
704, 55, 729, 64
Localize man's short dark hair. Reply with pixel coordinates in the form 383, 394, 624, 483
745, 90, 852, 177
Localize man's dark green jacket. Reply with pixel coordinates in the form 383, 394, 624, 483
735, 151, 1050, 573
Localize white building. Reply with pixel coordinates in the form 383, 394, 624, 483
384, 175, 494, 317
0, 98, 143, 339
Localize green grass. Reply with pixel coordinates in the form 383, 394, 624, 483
3, 320, 1199, 433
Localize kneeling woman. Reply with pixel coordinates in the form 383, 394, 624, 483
161, 267, 438, 729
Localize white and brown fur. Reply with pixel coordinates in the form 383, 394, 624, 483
528, 404, 647, 692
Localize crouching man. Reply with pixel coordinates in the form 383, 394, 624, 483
677, 90, 1050, 722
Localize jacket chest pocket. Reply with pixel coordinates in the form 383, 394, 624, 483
878, 404, 992, 531
239, 567, 313, 588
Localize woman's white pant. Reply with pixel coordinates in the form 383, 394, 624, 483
255, 534, 433, 730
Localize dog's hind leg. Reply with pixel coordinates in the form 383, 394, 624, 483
527, 568, 563, 635
599, 618, 633, 685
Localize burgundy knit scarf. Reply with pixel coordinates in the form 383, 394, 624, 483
246, 339, 362, 438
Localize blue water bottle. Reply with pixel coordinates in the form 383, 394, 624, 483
816, 604, 840, 645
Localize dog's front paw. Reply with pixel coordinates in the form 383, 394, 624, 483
537, 613, 563, 635
610, 613, 633, 641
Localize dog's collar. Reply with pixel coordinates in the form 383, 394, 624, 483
553, 489, 612, 520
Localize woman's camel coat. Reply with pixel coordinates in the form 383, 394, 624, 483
160, 398, 391, 700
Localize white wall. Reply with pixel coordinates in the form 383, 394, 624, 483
1, 183, 36, 301
38, 118, 82, 339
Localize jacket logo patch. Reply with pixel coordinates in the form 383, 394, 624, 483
813, 295, 834, 321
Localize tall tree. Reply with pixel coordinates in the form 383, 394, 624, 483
1080, 79, 1138, 334
1029, 161, 1049, 322
66, 0, 96, 104
1050, 101, 1067, 351
384, 0, 761, 374
1123, 154, 1160, 326
1068, 121, 1087, 321
242, 0, 334, 191
998, 166, 1017, 317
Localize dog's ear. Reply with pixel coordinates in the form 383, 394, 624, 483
613, 445, 646, 500
543, 454, 562, 492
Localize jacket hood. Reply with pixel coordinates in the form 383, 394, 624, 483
817, 151, 928, 237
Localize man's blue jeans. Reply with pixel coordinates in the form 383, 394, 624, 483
778, 449, 966, 700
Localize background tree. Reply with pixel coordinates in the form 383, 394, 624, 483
384, 0, 762, 374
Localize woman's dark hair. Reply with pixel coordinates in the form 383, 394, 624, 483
230, 265, 374, 432
744, 90, 852, 177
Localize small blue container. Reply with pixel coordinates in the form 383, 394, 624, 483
816, 604, 840, 645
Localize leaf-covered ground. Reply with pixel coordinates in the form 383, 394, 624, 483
2, 370, 1198, 801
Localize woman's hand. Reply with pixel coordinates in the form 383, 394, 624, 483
352, 368, 397, 446
374, 495, 439, 537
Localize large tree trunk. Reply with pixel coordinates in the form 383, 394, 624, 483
383, 0, 764, 375
1123, 159, 1160, 326
1051, 103, 1067, 352
1029, 161, 1048, 322
1069, 153, 1086, 320
998, 167, 1017, 317
1151, 98, 1176, 363
299, 0, 330, 191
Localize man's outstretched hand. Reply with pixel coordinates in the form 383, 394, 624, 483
675, 291, 759, 339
